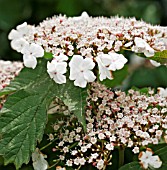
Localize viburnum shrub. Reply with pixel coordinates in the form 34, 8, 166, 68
0, 12, 167, 170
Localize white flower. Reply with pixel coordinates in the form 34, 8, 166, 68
97, 159, 104, 170
139, 149, 162, 169
59, 155, 65, 160
81, 146, 87, 152
132, 37, 154, 57
47, 54, 68, 84
91, 153, 99, 159
71, 150, 78, 155
132, 146, 139, 154
96, 54, 113, 81
63, 146, 69, 153
106, 143, 114, 150
74, 158, 80, 165
96, 52, 127, 81
8, 22, 30, 40
90, 137, 97, 144
79, 157, 86, 165
66, 159, 73, 166
11, 38, 29, 52
21, 43, 44, 69
69, 55, 96, 88
157, 87, 167, 97
32, 148, 48, 170
98, 133, 105, 140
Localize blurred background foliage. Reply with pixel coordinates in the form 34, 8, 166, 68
0, 0, 167, 61
0, 0, 167, 89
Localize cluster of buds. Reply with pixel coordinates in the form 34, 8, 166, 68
49, 82, 167, 169
8, 12, 167, 88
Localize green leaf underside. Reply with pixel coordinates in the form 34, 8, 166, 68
119, 162, 142, 170
149, 50, 167, 64
0, 58, 87, 169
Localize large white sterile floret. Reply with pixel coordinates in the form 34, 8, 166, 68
69, 55, 96, 88
132, 37, 155, 57
47, 54, 68, 84
22, 43, 44, 69
139, 149, 162, 169
96, 52, 128, 81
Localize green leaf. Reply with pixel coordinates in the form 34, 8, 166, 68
154, 146, 167, 170
100, 65, 128, 88
119, 161, 142, 170
125, 66, 167, 89
0, 60, 47, 96
43, 52, 53, 60
0, 58, 87, 169
149, 50, 167, 65
56, 79, 87, 130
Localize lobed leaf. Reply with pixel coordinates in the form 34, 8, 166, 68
0, 58, 88, 169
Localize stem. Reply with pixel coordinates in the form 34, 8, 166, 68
40, 137, 58, 151
118, 146, 125, 168
47, 161, 59, 169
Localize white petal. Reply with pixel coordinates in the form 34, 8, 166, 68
134, 37, 146, 49
99, 54, 112, 66
150, 60, 161, 67
69, 55, 83, 80
108, 64, 116, 71
30, 43, 44, 58
53, 73, 66, 84
55, 62, 67, 74
83, 70, 96, 82
69, 55, 83, 68
96, 56, 113, 81
21, 43, 30, 54
54, 53, 68, 62
8, 29, 20, 40
144, 47, 154, 57
16, 22, 28, 31
81, 11, 89, 18
74, 76, 87, 88
47, 61, 56, 73
82, 58, 95, 70
149, 156, 162, 168
11, 38, 29, 53
23, 55, 37, 69
114, 61, 125, 70
69, 69, 80, 80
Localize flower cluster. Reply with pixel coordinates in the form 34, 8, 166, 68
0, 60, 23, 91
0, 60, 23, 109
48, 82, 167, 169
8, 12, 167, 87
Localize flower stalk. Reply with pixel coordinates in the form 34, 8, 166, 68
118, 146, 125, 168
